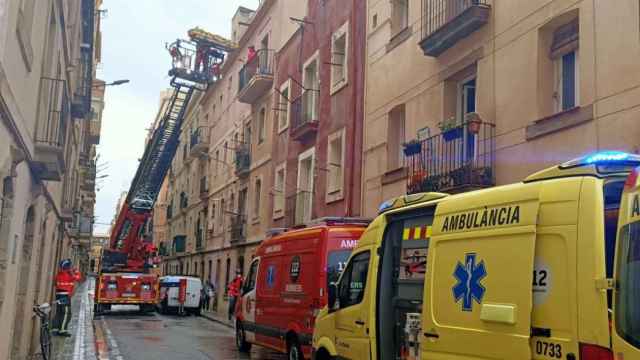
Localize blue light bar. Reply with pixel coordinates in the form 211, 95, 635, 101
584, 151, 629, 163
378, 198, 396, 214
560, 151, 640, 169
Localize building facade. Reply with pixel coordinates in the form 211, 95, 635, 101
271, 0, 367, 229
363, 0, 640, 218
0, 0, 101, 358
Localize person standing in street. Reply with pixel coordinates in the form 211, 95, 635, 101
227, 270, 243, 321
52, 259, 81, 337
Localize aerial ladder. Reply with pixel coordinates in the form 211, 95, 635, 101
94, 28, 236, 314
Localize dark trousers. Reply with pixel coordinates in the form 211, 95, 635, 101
52, 294, 71, 333
228, 296, 237, 320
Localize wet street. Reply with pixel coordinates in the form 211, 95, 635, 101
94, 307, 285, 360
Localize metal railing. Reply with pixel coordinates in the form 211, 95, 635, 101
230, 215, 246, 243
235, 145, 251, 176
190, 126, 209, 150
422, 0, 490, 39
285, 190, 313, 227
405, 121, 495, 194
238, 49, 275, 93
36, 77, 69, 148
291, 89, 320, 131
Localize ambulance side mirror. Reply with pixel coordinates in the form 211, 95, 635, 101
328, 283, 338, 312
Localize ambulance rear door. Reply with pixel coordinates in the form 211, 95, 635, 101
612, 168, 640, 358
422, 185, 540, 359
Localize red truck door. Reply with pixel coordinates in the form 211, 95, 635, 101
240, 259, 259, 343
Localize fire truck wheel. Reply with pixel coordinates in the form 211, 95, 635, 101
235, 322, 251, 353
287, 337, 303, 360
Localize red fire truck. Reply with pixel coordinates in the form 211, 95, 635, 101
94, 29, 234, 314
235, 218, 370, 359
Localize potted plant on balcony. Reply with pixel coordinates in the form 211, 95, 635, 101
408, 169, 427, 193
465, 112, 483, 134
402, 139, 422, 156
439, 117, 463, 142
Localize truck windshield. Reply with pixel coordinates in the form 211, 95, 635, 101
327, 250, 351, 288
616, 221, 640, 348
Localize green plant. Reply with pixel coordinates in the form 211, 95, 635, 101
438, 116, 458, 133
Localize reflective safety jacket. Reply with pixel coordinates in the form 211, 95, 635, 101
55, 270, 81, 295
227, 276, 243, 297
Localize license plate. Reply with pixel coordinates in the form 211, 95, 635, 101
122, 293, 136, 297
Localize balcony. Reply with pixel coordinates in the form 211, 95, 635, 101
405, 120, 495, 194
238, 49, 274, 104
420, 0, 491, 57
285, 191, 313, 227
195, 227, 204, 251
80, 166, 96, 191
235, 145, 251, 178
189, 127, 209, 157
230, 215, 247, 244
33, 77, 69, 181
290, 90, 319, 141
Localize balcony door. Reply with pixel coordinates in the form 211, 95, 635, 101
303, 56, 319, 122
458, 76, 477, 163
296, 148, 315, 225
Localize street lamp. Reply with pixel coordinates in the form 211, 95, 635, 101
92, 79, 130, 88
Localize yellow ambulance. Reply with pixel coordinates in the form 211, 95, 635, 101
312, 151, 640, 360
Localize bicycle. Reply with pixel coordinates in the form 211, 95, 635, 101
32, 303, 52, 360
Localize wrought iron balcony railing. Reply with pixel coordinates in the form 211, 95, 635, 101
420, 0, 491, 56
238, 49, 275, 103
235, 144, 251, 178
189, 126, 209, 156
290, 89, 320, 140
33, 77, 70, 181
405, 120, 495, 194
230, 214, 247, 243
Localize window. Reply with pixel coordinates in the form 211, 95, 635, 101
391, 0, 409, 37
224, 258, 231, 296
303, 53, 320, 122
243, 260, 259, 294
211, 203, 216, 232
297, 148, 315, 224
253, 178, 262, 219
615, 221, 640, 348
258, 108, 266, 144
331, 22, 349, 92
555, 51, 578, 111
278, 83, 290, 132
387, 104, 406, 171
338, 251, 370, 308
220, 198, 225, 230
327, 130, 345, 200
214, 150, 220, 175
327, 249, 351, 289
273, 164, 286, 216
550, 18, 579, 112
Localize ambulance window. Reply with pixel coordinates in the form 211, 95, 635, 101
615, 221, 640, 348
327, 249, 351, 288
604, 180, 625, 279
338, 251, 370, 308
243, 260, 259, 294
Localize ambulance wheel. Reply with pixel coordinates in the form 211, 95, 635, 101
235, 322, 251, 353
287, 338, 303, 360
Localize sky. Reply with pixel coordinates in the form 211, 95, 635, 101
94, 0, 259, 234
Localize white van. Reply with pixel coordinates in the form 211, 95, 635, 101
157, 276, 203, 315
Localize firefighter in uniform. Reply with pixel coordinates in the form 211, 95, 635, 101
227, 270, 243, 320
52, 259, 81, 336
